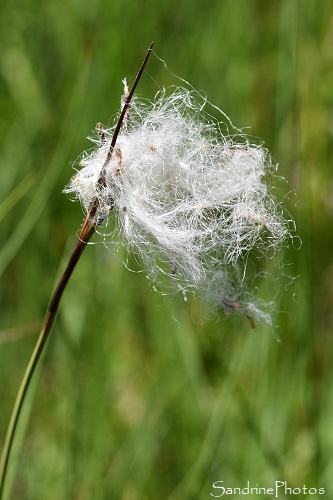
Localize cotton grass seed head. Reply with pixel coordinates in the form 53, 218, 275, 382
64, 85, 293, 326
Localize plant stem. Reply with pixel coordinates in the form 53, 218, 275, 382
0, 224, 95, 499
0, 42, 153, 499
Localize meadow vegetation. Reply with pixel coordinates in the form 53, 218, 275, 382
0, 0, 332, 498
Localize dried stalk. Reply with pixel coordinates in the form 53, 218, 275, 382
0, 42, 153, 499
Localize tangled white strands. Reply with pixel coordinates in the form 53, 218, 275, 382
64, 85, 293, 326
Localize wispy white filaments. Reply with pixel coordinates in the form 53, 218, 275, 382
64, 86, 292, 325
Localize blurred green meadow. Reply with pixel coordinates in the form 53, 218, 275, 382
1, 0, 333, 498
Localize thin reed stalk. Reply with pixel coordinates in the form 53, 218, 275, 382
0, 42, 153, 499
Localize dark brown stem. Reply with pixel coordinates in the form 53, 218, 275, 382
106, 41, 154, 162
82, 41, 154, 226
0, 42, 153, 499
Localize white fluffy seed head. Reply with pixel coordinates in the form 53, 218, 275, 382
64, 87, 292, 325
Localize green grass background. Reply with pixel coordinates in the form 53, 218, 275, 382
1, 0, 333, 498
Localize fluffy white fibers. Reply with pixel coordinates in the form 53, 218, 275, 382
64, 87, 291, 325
